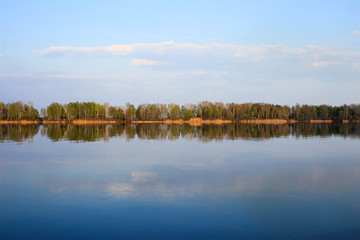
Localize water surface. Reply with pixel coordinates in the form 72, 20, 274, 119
1, 124, 359, 239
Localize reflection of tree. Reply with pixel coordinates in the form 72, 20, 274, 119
291, 123, 360, 139
1, 123, 359, 143
126, 125, 136, 140
0, 124, 39, 142
136, 124, 164, 140
168, 125, 181, 140
196, 124, 292, 141
181, 125, 196, 140
108, 125, 125, 138
45, 124, 67, 141
45, 124, 126, 142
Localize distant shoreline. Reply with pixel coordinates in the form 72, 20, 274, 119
1, 118, 359, 125
2, 101, 359, 124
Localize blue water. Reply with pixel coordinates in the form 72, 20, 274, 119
1, 124, 360, 239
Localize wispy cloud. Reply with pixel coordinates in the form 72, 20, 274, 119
313, 61, 339, 67
35, 41, 203, 58
46, 74, 103, 79
0, 73, 35, 78
0, 73, 103, 80
34, 45, 133, 57
185, 70, 207, 76
352, 30, 360, 36
131, 59, 168, 66
35, 41, 360, 66
36, 42, 302, 60
4, 41, 359, 105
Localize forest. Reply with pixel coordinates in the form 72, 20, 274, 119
0, 101, 360, 122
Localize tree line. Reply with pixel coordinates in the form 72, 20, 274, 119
0, 101, 39, 120
1, 101, 360, 121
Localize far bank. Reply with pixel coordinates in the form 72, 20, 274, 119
1, 118, 359, 125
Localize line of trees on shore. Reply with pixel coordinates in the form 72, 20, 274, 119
0, 101, 39, 120
1, 101, 360, 122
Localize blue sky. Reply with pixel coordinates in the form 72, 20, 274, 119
1, 0, 359, 109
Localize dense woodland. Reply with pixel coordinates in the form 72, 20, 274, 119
1, 101, 360, 121
0, 101, 39, 120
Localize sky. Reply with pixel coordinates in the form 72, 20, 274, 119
1, 0, 359, 109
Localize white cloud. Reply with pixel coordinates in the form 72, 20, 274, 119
35, 41, 360, 65
46, 74, 103, 79
35, 41, 203, 58
313, 61, 339, 67
34, 45, 134, 57
131, 59, 168, 66
0, 73, 35, 78
352, 30, 360, 36
186, 70, 207, 76
0, 73, 103, 80
4, 41, 358, 105
34, 42, 291, 59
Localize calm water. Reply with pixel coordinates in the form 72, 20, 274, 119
0, 124, 360, 239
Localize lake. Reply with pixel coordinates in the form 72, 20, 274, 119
0, 123, 360, 239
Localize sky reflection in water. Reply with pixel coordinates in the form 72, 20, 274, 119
0, 124, 360, 239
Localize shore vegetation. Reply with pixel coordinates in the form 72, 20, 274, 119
1, 101, 360, 123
